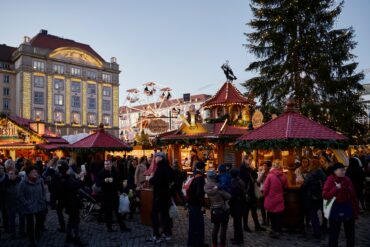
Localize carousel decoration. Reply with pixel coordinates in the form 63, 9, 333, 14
121, 82, 182, 142
202, 62, 255, 127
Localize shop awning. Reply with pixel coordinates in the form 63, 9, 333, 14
237, 101, 349, 150
67, 127, 132, 151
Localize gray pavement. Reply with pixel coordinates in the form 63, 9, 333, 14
1, 207, 370, 247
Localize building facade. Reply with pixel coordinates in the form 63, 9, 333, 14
0, 45, 17, 115
119, 94, 211, 142
2, 30, 120, 136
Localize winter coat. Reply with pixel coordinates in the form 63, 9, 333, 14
187, 172, 206, 207
149, 159, 174, 206
4, 176, 22, 212
96, 167, 122, 205
18, 176, 47, 214
322, 175, 359, 219
346, 161, 365, 197
0, 173, 8, 206
229, 177, 246, 217
263, 168, 287, 213
204, 180, 230, 210
302, 168, 326, 210
134, 163, 147, 187
217, 172, 231, 192
63, 175, 83, 215
239, 163, 258, 204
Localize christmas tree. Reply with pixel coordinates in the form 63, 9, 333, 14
244, 0, 365, 139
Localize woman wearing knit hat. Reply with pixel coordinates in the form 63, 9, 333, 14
323, 162, 359, 247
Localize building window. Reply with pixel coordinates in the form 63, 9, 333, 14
35, 109, 45, 121
103, 100, 111, 111
72, 112, 81, 125
3, 99, 9, 110
87, 84, 96, 94
103, 115, 111, 126
54, 79, 64, 90
32, 60, 45, 71
71, 67, 81, 76
87, 70, 97, 80
3, 88, 9, 96
54, 94, 64, 106
54, 111, 64, 123
88, 98, 96, 109
33, 76, 44, 88
53, 64, 64, 74
88, 113, 96, 125
0, 63, 10, 69
71, 81, 81, 92
102, 73, 111, 82
34, 92, 44, 105
103, 86, 111, 97
3, 75, 9, 83
71, 96, 80, 108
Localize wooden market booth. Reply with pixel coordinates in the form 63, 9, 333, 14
0, 116, 68, 161
66, 125, 132, 160
157, 81, 255, 172
236, 100, 349, 230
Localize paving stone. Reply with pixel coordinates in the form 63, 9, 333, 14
1, 208, 369, 246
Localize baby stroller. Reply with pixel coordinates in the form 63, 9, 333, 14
79, 186, 102, 221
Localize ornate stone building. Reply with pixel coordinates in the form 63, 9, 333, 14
2, 29, 120, 136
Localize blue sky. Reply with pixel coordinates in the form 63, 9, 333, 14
1, 0, 369, 105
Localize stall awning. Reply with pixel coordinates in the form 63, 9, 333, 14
67, 127, 132, 151
237, 102, 348, 150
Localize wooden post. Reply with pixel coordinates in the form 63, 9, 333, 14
217, 144, 224, 166
287, 148, 297, 188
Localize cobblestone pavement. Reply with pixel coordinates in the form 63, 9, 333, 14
1, 207, 370, 247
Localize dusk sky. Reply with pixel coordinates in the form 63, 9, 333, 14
1, 0, 369, 105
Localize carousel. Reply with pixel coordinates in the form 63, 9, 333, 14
236, 99, 349, 230
157, 68, 255, 173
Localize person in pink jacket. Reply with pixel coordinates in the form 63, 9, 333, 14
263, 160, 287, 238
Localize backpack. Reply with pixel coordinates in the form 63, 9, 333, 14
182, 174, 202, 201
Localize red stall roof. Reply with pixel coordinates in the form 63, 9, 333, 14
237, 102, 348, 149
202, 82, 254, 108
68, 128, 131, 151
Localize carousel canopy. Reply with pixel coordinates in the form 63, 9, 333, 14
237, 102, 349, 150
202, 82, 254, 108
68, 127, 132, 151
157, 122, 248, 145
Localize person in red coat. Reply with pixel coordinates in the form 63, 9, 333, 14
262, 160, 287, 238
323, 162, 359, 247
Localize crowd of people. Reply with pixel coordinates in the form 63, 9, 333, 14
0, 149, 368, 247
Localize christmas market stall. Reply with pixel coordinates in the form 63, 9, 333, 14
66, 124, 132, 158
236, 100, 349, 230
157, 81, 255, 173
0, 115, 68, 161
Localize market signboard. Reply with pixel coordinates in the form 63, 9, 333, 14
148, 119, 169, 133
0, 120, 18, 139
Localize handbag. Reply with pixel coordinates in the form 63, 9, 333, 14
323, 197, 336, 219
254, 182, 262, 199
211, 207, 228, 223
169, 199, 179, 219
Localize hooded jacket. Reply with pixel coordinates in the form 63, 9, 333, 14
204, 179, 231, 210
263, 168, 287, 213
18, 176, 47, 214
